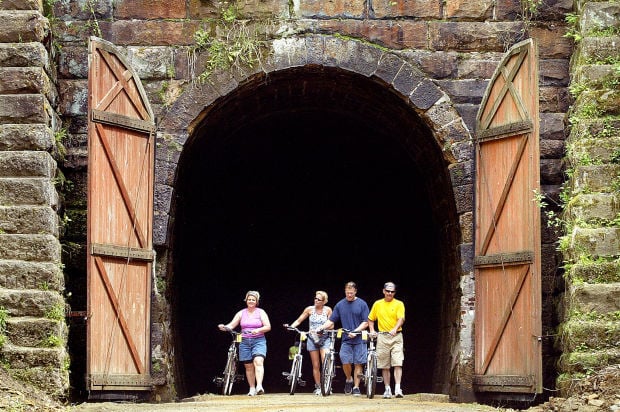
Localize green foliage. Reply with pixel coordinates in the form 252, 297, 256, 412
45, 303, 65, 321
188, 3, 274, 83
40, 334, 62, 348
0, 306, 7, 348
564, 13, 582, 43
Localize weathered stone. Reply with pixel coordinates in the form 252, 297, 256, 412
435, 79, 487, 104
0, 10, 49, 42
0, 151, 56, 178
56, 79, 87, 117
6, 318, 67, 347
453, 183, 473, 214
114, 0, 186, 19
580, 2, 620, 33
429, 22, 524, 52
9, 363, 69, 397
300, 0, 364, 19
0, 42, 48, 68
573, 165, 620, 193
459, 211, 473, 243
373, 0, 441, 19
0, 234, 60, 262
0, 124, 54, 152
569, 193, 620, 223
0, 0, 41, 11
392, 62, 424, 96
0, 289, 64, 317
540, 113, 566, 141
0, 94, 51, 125
410, 78, 443, 110
530, 24, 573, 59
540, 158, 564, 185
576, 36, 620, 64
0, 205, 58, 235
457, 52, 501, 79
540, 85, 572, 113
0, 67, 57, 106
570, 227, 620, 260
445, 0, 493, 19
540, 139, 565, 159
569, 283, 620, 315
540, 59, 570, 86
102, 20, 201, 46
575, 89, 620, 116
0, 260, 63, 291
0, 177, 58, 207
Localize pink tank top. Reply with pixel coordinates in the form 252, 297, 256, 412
241, 308, 264, 338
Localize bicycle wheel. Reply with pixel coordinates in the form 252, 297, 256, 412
289, 355, 301, 395
222, 349, 236, 395
365, 353, 377, 398
320, 354, 334, 396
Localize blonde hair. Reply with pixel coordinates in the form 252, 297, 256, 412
245, 290, 260, 302
315, 290, 328, 304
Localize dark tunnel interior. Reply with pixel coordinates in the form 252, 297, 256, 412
170, 70, 457, 398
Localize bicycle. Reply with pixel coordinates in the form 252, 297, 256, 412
319, 328, 342, 396
213, 327, 244, 395
339, 329, 385, 399
282, 326, 309, 395
359, 331, 387, 398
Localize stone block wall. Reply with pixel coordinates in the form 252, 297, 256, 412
557, 0, 620, 396
0, 0, 69, 398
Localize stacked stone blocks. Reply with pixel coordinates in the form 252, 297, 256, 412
0, 0, 69, 398
558, 0, 620, 395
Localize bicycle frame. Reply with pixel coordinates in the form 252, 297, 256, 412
213, 328, 244, 395
282, 326, 308, 395
319, 329, 342, 396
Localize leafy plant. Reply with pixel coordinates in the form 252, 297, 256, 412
188, 3, 274, 83
0, 306, 7, 348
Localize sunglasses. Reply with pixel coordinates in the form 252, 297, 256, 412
385, 290, 395, 294
314, 297, 324, 301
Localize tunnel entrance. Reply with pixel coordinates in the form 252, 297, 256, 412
170, 68, 461, 398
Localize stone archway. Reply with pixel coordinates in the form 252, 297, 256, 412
157, 35, 473, 399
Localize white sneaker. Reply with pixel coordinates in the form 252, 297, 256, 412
383, 387, 392, 399
394, 388, 404, 398
248, 388, 256, 396
256, 386, 265, 395
313, 384, 321, 395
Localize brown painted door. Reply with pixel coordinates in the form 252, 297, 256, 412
86, 37, 155, 392
473, 39, 542, 394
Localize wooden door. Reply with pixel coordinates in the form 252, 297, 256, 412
473, 38, 542, 394
87, 36, 155, 392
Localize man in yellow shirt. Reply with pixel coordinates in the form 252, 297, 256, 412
368, 282, 405, 398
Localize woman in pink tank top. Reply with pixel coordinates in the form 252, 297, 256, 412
218, 290, 271, 396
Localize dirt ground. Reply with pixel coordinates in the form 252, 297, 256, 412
3, 367, 620, 411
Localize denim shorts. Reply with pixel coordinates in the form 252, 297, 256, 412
339, 341, 367, 365
306, 335, 331, 352
239, 336, 267, 362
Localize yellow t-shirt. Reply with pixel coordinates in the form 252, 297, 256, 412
368, 298, 405, 332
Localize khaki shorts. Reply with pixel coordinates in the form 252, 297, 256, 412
376, 333, 404, 369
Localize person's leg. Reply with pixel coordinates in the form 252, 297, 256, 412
309, 349, 321, 385
394, 366, 402, 385
382, 368, 391, 387
353, 363, 363, 388
342, 363, 353, 380
254, 356, 265, 394
244, 362, 256, 394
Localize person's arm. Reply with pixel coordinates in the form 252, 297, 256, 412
286, 307, 311, 329
315, 319, 334, 333
368, 319, 376, 334
258, 309, 271, 334
390, 317, 404, 335
218, 310, 242, 331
